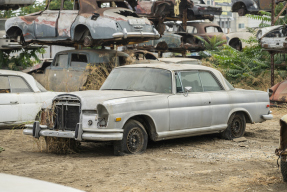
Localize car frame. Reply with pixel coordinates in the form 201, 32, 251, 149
24, 63, 272, 155
5, 0, 160, 47
24, 49, 130, 92
0, 70, 60, 127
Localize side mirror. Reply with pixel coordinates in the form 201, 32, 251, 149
184, 86, 192, 92
184, 86, 192, 96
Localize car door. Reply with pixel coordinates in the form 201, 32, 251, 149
8, 76, 41, 122
198, 71, 230, 126
35, 0, 61, 39
57, 0, 79, 38
67, 52, 90, 91
168, 71, 212, 131
0, 76, 19, 125
48, 53, 69, 91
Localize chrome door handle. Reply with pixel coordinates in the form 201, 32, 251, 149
10, 101, 19, 104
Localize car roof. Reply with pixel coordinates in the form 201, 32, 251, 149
0, 69, 40, 92
56, 49, 129, 57
186, 22, 220, 27
118, 63, 231, 90
159, 58, 199, 62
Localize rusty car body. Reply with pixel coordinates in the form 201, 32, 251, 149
269, 79, 287, 105
0, 0, 35, 10
188, 0, 222, 21
275, 115, 287, 182
5, 0, 160, 47
231, 0, 284, 16
231, 0, 260, 16
258, 25, 287, 51
184, 22, 227, 43
23, 63, 272, 155
25, 49, 130, 92
127, 0, 221, 35
226, 29, 255, 51
0, 70, 60, 127
130, 22, 205, 54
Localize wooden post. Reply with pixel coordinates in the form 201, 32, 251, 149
182, 9, 187, 31
271, 0, 275, 26
271, 52, 275, 86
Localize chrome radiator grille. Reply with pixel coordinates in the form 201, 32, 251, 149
53, 96, 80, 131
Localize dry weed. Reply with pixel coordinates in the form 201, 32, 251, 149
32, 137, 80, 154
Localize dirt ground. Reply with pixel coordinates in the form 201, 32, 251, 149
1, 108, 287, 192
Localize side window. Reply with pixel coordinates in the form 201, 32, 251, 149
118, 56, 127, 66
0, 76, 10, 93
180, 71, 203, 92
186, 26, 197, 33
53, 54, 68, 68
199, 71, 222, 91
175, 73, 183, 93
205, 26, 219, 33
63, 0, 74, 10
9, 76, 33, 93
70, 54, 88, 68
48, 0, 61, 10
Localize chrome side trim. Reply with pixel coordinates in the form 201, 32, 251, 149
112, 32, 160, 39
156, 124, 227, 140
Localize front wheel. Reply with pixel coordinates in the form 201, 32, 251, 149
17, 34, 28, 46
221, 113, 246, 140
113, 120, 148, 156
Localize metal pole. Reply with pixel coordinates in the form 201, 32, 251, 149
271, 53, 275, 86
271, 0, 275, 26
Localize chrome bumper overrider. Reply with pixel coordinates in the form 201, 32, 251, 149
113, 28, 160, 39
24, 122, 123, 141
262, 114, 273, 120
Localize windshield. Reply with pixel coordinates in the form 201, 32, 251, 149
101, 68, 172, 93
36, 81, 47, 92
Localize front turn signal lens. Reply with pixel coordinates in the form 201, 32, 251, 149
115, 117, 121, 122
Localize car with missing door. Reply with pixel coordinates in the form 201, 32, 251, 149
24, 49, 130, 92
5, 0, 159, 47
0, 70, 60, 127
23, 63, 272, 155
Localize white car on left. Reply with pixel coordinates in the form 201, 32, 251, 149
0, 70, 60, 127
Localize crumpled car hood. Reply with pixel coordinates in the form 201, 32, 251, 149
257, 25, 283, 40
55, 90, 161, 110
103, 8, 150, 24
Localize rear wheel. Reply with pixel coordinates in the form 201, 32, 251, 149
113, 120, 148, 156
221, 113, 246, 140
238, 7, 247, 16
82, 30, 93, 47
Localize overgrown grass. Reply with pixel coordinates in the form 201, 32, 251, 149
200, 36, 287, 91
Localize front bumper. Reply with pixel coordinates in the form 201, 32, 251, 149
113, 28, 160, 39
24, 122, 123, 141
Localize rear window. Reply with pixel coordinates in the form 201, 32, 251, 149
0, 76, 10, 93
205, 26, 223, 33
71, 54, 89, 68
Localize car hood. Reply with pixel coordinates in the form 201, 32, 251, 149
54, 90, 163, 110
257, 25, 283, 39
